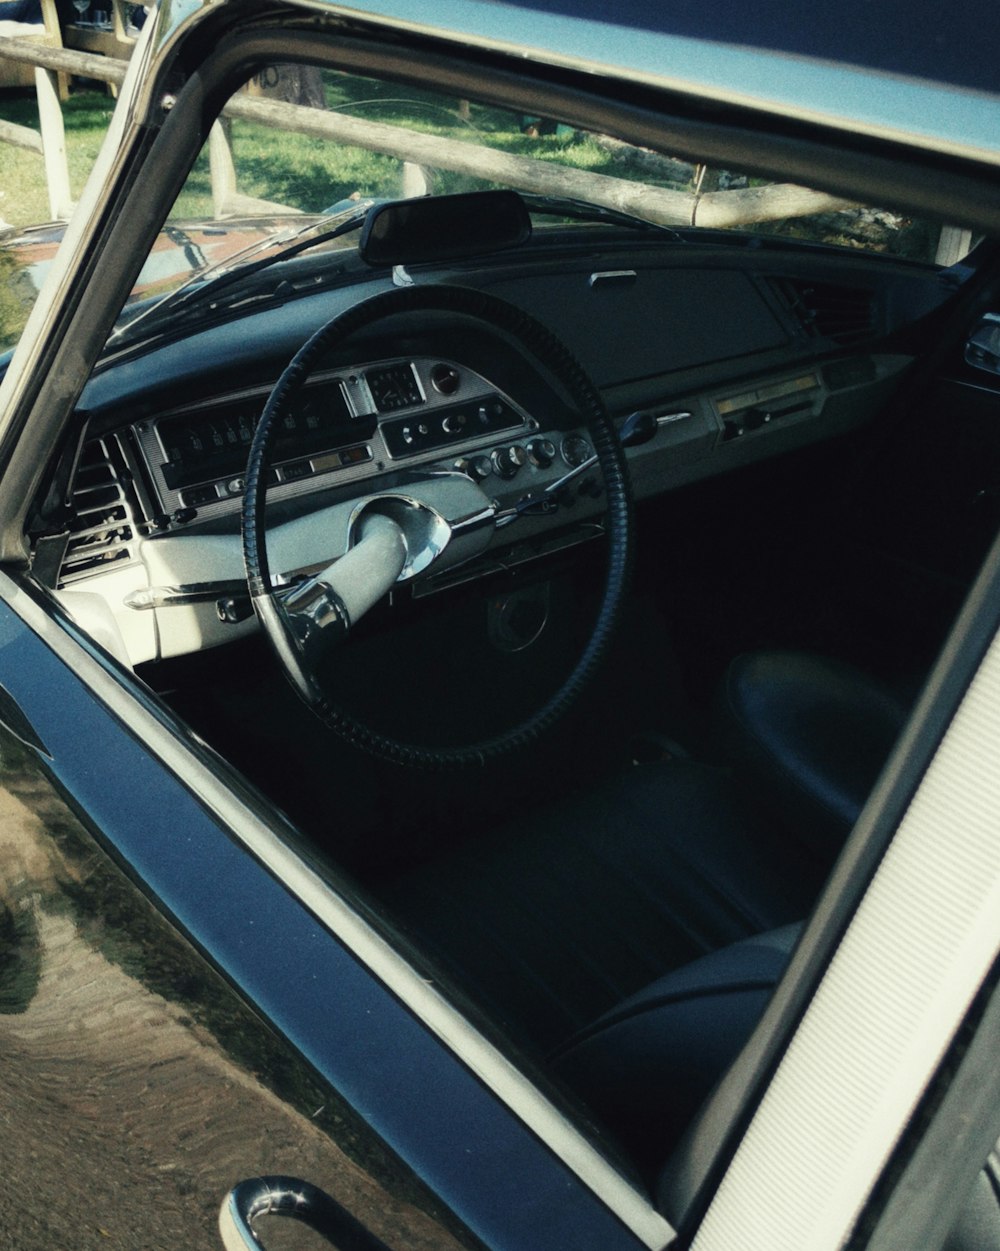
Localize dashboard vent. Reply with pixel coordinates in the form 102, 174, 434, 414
59, 435, 140, 584
774, 279, 876, 345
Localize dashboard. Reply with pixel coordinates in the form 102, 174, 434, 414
48, 236, 929, 669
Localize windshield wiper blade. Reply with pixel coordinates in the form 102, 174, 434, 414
520, 193, 685, 240
108, 201, 375, 346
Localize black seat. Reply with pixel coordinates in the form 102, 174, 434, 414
387, 649, 992, 1241
385, 649, 909, 1179
551, 922, 800, 1175
385, 760, 823, 1059
715, 649, 909, 861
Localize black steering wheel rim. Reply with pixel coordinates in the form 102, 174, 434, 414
242, 283, 633, 768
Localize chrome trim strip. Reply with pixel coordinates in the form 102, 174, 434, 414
0, 571, 674, 1250
123, 579, 251, 609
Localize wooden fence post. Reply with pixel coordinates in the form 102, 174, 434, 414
35, 65, 73, 219
936, 225, 974, 267
38, 0, 69, 99
209, 118, 237, 217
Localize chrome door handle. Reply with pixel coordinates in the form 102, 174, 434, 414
219, 1176, 393, 1250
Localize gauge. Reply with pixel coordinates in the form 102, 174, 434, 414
366, 362, 424, 412
431, 363, 461, 395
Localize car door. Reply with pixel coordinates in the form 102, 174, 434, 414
0, 573, 674, 1251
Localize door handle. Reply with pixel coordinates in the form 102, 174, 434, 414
219, 1176, 393, 1250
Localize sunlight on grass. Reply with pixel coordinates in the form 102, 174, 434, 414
0, 69, 941, 266
170, 78, 636, 220
0, 90, 115, 226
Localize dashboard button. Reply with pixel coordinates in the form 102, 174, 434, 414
455, 455, 492, 481
442, 412, 467, 435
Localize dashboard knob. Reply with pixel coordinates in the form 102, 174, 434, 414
526, 437, 556, 468
442, 412, 468, 435
431, 363, 461, 395
455, 455, 492, 482
491, 445, 526, 479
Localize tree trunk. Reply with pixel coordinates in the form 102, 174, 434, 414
253, 64, 326, 109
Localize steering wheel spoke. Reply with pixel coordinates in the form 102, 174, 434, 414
277, 511, 407, 647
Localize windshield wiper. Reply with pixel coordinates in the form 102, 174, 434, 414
520, 193, 685, 240
108, 200, 376, 347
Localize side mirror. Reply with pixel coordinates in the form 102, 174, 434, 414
965, 312, 1000, 376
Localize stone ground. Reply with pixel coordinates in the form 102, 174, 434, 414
0, 778, 466, 1251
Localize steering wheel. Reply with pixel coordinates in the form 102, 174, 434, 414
242, 284, 632, 768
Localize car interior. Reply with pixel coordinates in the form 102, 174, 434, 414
15, 56, 1000, 1236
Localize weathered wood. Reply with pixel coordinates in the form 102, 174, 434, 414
0, 117, 43, 154
222, 94, 698, 225
209, 119, 237, 219
696, 184, 858, 228
0, 34, 126, 84
0, 36, 858, 231
38, 0, 69, 98
36, 65, 73, 219
223, 94, 856, 228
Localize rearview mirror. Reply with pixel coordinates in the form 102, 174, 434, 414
359, 191, 532, 266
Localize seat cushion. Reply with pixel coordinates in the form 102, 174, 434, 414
551, 925, 800, 1175
384, 761, 824, 1057
716, 650, 908, 859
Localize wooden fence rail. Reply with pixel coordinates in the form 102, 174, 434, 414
0, 35, 969, 261
0, 34, 859, 229
222, 93, 857, 228
0, 35, 125, 219
0, 34, 126, 84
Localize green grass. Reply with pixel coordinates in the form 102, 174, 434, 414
0, 71, 943, 253
170, 73, 645, 219
0, 89, 115, 226
0, 73, 634, 225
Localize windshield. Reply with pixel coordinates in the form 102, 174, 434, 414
164, 70, 949, 254
0, 66, 971, 355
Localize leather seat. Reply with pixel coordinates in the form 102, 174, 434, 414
642, 926, 1000, 1251
551, 923, 800, 1177
715, 649, 909, 861
385, 760, 824, 1059
386, 650, 907, 1164
569, 920, 998, 1251
389, 650, 998, 1244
